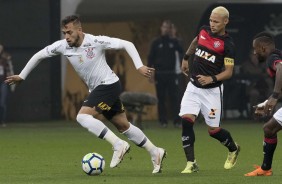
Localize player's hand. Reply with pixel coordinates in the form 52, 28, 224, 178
253, 100, 268, 118
264, 97, 278, 116
196, 75, 213, 86
181, 59, 189, 76
138, 66, 155, 79
5, 75, 23, 85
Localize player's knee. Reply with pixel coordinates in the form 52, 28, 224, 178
208, 127, 221, 136
76, 114, 89, 127
263, 124, 275, 137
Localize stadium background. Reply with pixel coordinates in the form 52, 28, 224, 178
1, 0, 282, 122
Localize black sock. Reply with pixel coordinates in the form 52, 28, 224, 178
209, 128, 237, 152
182, 117, 195, 162
261, 136, 277, 170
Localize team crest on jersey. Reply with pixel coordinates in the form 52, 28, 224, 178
213, 41, 221, 48
85, 48, 95, 59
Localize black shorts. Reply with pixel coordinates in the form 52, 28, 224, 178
83, 81, 125, 120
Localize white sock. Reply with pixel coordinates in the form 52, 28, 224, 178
122, 123, 157, 156
76, 114, 120, 146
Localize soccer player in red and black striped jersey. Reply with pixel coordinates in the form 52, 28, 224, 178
179, 6, 240, 173
245, 32, 282, 176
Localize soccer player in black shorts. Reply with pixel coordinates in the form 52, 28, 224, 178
5, 15, 166, 174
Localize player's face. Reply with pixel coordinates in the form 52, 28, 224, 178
160, 22, 171, 36
62, 22, 82, 47
209, 13, 228, 35
253, 39, 266, 63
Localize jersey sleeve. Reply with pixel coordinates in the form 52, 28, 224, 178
269, 54, 282, 71
18, 40, 65, 80
43, 40, 65, 57
224, 39, 235, 65
91, 35, 121, 50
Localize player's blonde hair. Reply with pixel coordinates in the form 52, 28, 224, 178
211, 6, 229, 18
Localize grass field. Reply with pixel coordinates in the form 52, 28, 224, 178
1, 120, 282, 184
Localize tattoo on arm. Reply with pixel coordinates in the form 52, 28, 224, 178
185, 37, 198, 56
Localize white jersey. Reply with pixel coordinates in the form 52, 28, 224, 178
19, 33, 143, 91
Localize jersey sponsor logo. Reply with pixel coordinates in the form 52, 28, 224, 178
224, 57, 234, 65
195, 48, 216, 63
213, 41, 221, 48
85, 48, 95, 59
50, 44, 62, 54
94, 39, 110, 45
97, 102, 111, 111
83, 43, 91, 47
208, 108, 217, 119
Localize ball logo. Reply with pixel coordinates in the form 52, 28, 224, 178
85, 48, 95, 59
213, 41, 221, 48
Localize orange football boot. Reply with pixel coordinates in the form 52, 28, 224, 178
244, 165, 272, 176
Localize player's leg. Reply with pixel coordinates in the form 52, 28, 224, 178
77, 106, 128, 168
109, 109, 166, 173
76, 82, 129, 168
179, 82, 200, 173
245, 109, 282, 176
201, 85, 239, 169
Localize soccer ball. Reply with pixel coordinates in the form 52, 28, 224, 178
82, 152, 105, 175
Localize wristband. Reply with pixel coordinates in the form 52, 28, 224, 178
211, 75, 217, 83
183, 54, 190, 61
272, 92, 279, 99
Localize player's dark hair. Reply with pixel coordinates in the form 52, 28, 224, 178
253, 32, 275, 45
61, 15, 81, 27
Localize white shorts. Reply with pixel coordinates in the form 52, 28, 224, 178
273, 108, 282, 126
179, 82, 223, 127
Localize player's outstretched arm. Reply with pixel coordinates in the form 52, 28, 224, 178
5, 75, 23, 85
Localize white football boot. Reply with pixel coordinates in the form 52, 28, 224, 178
110, 140, 130, 168
152, 147, 167, 173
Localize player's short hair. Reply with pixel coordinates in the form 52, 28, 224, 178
253, 32, 275, 45
61, 15, 81, 27
212, 6, 229, 18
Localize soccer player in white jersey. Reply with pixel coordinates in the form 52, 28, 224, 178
5, 15, 166, 173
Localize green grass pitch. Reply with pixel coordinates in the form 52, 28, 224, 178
1, 120, 282, 184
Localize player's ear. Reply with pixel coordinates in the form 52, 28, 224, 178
224, 18, 229, 25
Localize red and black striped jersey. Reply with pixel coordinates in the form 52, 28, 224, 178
190, 26, 235, 88
266, 49, 282, 78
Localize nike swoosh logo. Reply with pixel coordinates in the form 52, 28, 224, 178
156, 152, 160, 165
119, 150, 125, 159
200, 35, 206, 40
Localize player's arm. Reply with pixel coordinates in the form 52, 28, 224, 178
119, 40, 154, 78
264, 62, 282, 115
5, 49, 47, 85
213, 57, 234, 81
182, 36, 197, 76
272, 62, 282, 97
5, 40, 63, 85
